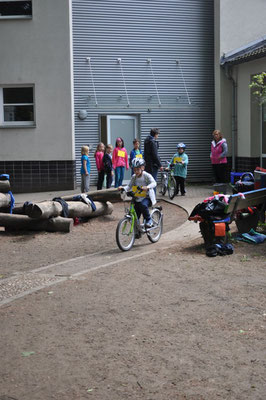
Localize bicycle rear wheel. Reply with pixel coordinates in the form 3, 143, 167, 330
159, 174, 167, 196
147, 209, 163, 243
168, 175, 176, 200
116, 216, 135, 251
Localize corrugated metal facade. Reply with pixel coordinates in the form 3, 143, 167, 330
72, 0, 214, 183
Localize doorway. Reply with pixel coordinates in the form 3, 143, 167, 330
105, 115, 138, 182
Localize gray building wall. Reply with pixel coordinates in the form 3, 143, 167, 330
0, 0, 75, 192
215, 0, 266, 171
220, 0, 266, 56
72, 0, 215, 183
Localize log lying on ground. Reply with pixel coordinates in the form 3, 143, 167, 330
0, 205, 25, 214
24, 201, 62, 219
62, 188, 121, 203
24, 200, 113, 219
0, 193, 11, 208
0, 213, 73, 232
0, 180, 11, 193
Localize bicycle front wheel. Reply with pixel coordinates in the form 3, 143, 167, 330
116, 216, 135, 251
168, 175, 176, 200
147, 209, 163, 243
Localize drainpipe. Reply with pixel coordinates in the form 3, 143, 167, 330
225, 64, 237, 171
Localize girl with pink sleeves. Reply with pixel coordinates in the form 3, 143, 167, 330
94, 142, 105, 190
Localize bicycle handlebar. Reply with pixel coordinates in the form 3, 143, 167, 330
119, 186, 144, 199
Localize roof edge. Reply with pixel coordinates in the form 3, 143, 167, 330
220, 35, 266, 66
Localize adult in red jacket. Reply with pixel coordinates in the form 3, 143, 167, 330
210, 130, 228, 183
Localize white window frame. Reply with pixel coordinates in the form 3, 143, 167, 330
0, 85, 35, 127
0, 0, 32, 20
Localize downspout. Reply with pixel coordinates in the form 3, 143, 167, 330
224, 64, 237, 171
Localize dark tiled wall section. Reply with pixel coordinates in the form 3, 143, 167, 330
236, 157, 260, 172
0, 161, 76, 193
221, 157, 260, 182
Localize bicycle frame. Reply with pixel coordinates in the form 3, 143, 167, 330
124, 201, 138, 234
117, 188, 163, 251
122, 191, 160, 234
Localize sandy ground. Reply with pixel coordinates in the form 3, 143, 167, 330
0, 201, 266, 400
0, 200, 186, 278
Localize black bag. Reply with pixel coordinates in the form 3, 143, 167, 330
190, 199, 227, 220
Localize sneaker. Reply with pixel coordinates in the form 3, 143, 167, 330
145, 219, 153, 228
181, 193, 186, 196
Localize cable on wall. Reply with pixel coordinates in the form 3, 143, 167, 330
117, 58, 130, 107
147, 58, 161, 107
176, 59, 191, 105
86, 57, 98, 106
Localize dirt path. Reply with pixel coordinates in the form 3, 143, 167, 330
0, 200, 186, 279
0, 202, 265, 400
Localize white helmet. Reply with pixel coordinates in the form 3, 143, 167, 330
132, 158, 145, 168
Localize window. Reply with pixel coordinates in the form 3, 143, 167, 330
0, 1, 32, 19
0, 86, 35, 126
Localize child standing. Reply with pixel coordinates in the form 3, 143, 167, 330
112, 137, 129, 187
94, 142, 105, 190
170, 142, 188, 196
103, 144, 114, 188
80, 145, 90, 193
129, 138, 143, 175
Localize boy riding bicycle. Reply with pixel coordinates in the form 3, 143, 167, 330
118, 158, 156, 228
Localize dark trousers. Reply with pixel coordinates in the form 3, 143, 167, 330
175, 176, 185, 195
97, 170, 105, 190
145, 164, 158, 181
106, 171, 113, 189
212, 164, 227, 183
134, 197, 151, 222
145, 164, 158, 193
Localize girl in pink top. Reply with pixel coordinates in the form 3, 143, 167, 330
210, 130, 228, 183
112, 137, 129, 187
94, 142, 105, 190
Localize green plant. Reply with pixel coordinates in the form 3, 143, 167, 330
249, 72, 266, 105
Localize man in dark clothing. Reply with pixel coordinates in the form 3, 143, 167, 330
144, 128, 163, 182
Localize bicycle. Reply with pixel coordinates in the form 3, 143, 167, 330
116, 187, 163, 251
159, 161, 177, 200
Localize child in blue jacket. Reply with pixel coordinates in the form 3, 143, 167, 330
170, 143, 188, 196
129, 138, 143, 175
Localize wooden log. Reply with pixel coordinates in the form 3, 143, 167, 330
62, 188, 121, 203
26, 201, 63, 219
24, 199, 113, 219
0, 180, 11, 193
0, 213, 73, 232
0, 193, 11, 208
67, 201, 113, 218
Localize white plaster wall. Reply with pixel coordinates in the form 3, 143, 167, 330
0, 0, 74, 161
214, 0, 232, 154
216, 0, 266, 160
220, 0, 266, 56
